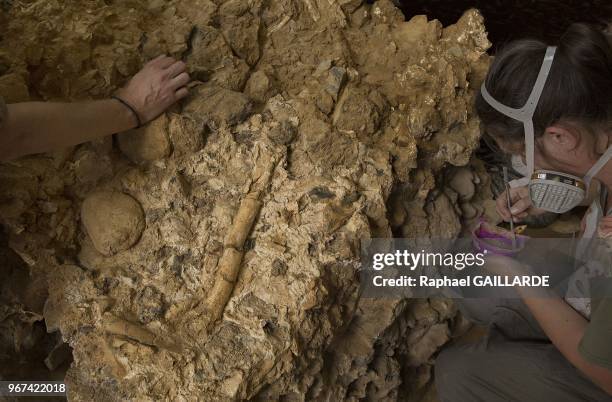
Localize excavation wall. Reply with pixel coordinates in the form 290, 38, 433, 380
0, 1, 492, 400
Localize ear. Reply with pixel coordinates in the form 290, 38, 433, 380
542, 124, 579, 151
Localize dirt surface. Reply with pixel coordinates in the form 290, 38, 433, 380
0, 1, 491, 400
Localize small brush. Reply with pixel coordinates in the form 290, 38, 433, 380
503, 167, 517, 250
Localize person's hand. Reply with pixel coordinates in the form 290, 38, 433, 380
116, 55, 191, 125
496, 185, 546, 223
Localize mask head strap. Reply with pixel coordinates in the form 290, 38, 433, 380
480, 46, 557, 176
584, 146, 612, 186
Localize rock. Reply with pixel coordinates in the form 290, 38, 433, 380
221, 12, 261, 66
81, 191, 145, 256
209, 58, 251, 91
134, 286, 165, 324
0, 72, 29, 102
267, 120, 297, 145
118, 114, 171, 163
338, 0, 363, 14
187, 25, 251, 90
448, 167, 476, 201
183, 84, 252, 127
406, 323, 450, 366
324, 66, 346, 100
460, 202, 479, 219
44, 342, 72, 371
245, 70, 271, 103
427, 192, 462, 238
73, 139, 113, 186
176, 0, 217, 27
167, 114, 206, 157
334, 85, 385, 137
371, 0, 405, 25
188, 26, 235, 75
315, 90, 335, 115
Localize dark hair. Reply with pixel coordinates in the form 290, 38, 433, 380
476, 23, 612, 145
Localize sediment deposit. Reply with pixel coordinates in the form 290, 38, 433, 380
0, 1, 492, 400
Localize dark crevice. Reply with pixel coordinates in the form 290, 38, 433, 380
394, 0, 612, 47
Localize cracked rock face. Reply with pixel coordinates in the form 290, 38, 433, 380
0, 1, 492, 401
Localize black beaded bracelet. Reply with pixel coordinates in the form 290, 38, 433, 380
111, 95, 142, 129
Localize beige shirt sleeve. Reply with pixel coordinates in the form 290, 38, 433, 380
0, 96, 7, 129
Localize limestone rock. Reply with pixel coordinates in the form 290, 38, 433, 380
334, 85, 385, 137
183, 84, 252, 127
187, 26, 235, 78
118, 114, 171, 163
448, 167, 476, 201
167, 113, 206, 157
209, 58, 251, 91
245, 70, 271, 103
81, 191, 145, 256
324, 66, 347, 101
220, 11, 261, 67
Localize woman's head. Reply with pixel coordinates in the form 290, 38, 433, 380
476, 23, 612, 177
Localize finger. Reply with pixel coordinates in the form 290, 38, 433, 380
509, 197, 532, 215
496, 194, 511, 221
509, 187, 529, 204
497, 206, 511, 222
156, 56, 176, 70
170, 72, 190, 90
148, 54, 167, 64
165, 60, 187, 78
175, 87, 189, 100
153, 56, 175, 69
496, 205, 511, 222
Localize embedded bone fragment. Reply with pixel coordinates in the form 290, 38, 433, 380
203, 151, 278, 330
204, 247, 245, 322
223, 196, 262, 248
101, 313, 180, 353
81, 191, 145, 256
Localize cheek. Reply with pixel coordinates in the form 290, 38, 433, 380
534, 147, 582, 175
534, 146, 574, 173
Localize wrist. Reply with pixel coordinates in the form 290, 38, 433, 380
111, 95, 142, 131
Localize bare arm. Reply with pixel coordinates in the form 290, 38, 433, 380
1, 100, 136, 160
0, 55, 190, 162
521, 293, 612, 395
485, 255, 612, 395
